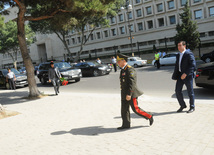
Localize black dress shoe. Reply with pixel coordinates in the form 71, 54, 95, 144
149, 116, 154, 126
117, 126, 130, 130
187, 108, 195, 113
177, 106, 187, 112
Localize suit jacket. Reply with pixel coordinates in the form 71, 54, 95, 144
172, 50, 196, 80
48, 67, 61, 80
120, 65, 143, 100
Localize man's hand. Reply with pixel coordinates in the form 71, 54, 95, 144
14, 78, 16, 81
181, 73, 187, 80
126, 95, 131, 101
49, 80, 51, 83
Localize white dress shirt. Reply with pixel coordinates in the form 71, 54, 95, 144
179, 50, 186, 72
7, 72, 15, 79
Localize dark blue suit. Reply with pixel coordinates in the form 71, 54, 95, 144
172, 50, 196, 108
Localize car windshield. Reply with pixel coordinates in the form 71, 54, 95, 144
136, 57, 142, 60
1, 69, 8, 76
11, 68, 21, 74
55, 62, 71, 69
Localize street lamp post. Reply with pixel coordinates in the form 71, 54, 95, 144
164, 37, 168, 53
121, 0, 133, 55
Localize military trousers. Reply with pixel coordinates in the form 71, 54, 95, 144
121, 98, 152, 127
8, 78, 16, 90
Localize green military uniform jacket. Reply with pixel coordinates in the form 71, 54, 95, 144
120, 64, 143, 100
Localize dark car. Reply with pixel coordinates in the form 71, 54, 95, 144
74, 62, 111, 77
37, 62, 82, 85
0, 68, 28, 89
195, 62, 214, 88
201, 50, 214, 63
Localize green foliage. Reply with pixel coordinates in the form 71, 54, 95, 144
0, 20, 35, 54
174, 2, 200, 50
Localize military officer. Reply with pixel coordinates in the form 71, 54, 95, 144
117, 53, 154, 130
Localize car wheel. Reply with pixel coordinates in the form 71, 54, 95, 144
134, 64, 138, 68
5, 83, 10, 89
205, 57, 211, 63
40, 77, 46, 85
93, 70, 99, 77
75, 78, 80, 82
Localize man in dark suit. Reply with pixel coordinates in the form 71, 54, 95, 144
172, 41, 196, 113
117, 53, 154, 130
48, 61, 62, 95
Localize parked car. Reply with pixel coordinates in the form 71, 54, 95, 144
37, 62, 82, 85
152, 53, 178, 66
74, 62, 111, 77
195, 62, 214, 88
0, 68, 28, 89
127, 57, 147, 68
201, 50, 214, 63
34, 66, 39, 75
19, 67, 26, 74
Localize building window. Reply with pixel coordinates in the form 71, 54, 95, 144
110, 17, 115, 24
97, 32, 101, 39
72, 38, 75, 44
208, 31, 214, 36
120, 26, 125, 34
136, 9, 142, 17
78, 37, 81, 43
130, 25, 134, 32
104, 30, 108, 37
199, 32, 206, 38
193, 0, 201, 3
209, 7, 214, 17
194, 10, 202, 19
169, 15, 176, 24
66, 39, 70, 45
180, 0, 187, 6
136, 0, 140, 3
137, 23, 143, 31
147, 20, 153, 29
119, 14, 124, 22
128, 12, 133, 19
157, 3, 163, 12
146, 6, 152, 15
168, 0, 175, 10
90, 34, 94, 40
112, 29, 116, 36
158, 18, 164, 27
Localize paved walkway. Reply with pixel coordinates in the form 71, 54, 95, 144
0, 90, 214, 155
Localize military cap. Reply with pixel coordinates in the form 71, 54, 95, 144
117, 52, 129, 61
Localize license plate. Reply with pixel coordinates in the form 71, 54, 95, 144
20, 81, 27, 84
107, 69, 110, 71
72, 75, 78, 78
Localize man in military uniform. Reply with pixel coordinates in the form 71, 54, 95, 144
117, 53, 154, 130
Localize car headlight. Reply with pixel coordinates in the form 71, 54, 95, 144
98, 67, 105, 70
61, 72, 69, 75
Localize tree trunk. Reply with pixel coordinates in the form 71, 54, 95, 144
13, 61, 17, 69
17, 3, 40, 97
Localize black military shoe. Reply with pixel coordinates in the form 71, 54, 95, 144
187, 108, 195, 113
149, 116, 154, 126
117, 126, 130, 130
177, 106, 187, 112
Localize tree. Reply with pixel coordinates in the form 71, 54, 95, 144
0, 0, 79, 97
29, 0, 124, 63
0, 20, 35, 69
174, 2, 200, 50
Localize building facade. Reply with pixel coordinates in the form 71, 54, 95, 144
0, 0, 214, 67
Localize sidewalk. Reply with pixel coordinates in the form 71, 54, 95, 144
0, 90, 214, 155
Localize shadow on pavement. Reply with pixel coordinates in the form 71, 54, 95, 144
0, 91, 37, 105
171, 87, 214, 101
51, 125, 146, 136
